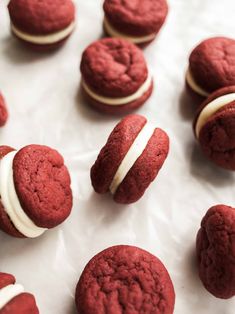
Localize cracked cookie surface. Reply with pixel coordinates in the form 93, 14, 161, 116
76, 245, 175, 314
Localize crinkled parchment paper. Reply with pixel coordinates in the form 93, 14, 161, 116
0, 0, 234, 313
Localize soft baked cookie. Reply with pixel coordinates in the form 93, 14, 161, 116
0, 272, 39, 313
75, 245, 175, 314
0, 93, 8, 127
103, 0, 168, 46
193, 86, 235, 170
8, 0, 75, 50
80, 38, 153, 114
186, 37, 235, 98
0, 144, 72, 238
196, 205, 235, 299
91, 114, 169, 203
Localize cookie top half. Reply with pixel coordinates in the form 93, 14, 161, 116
104, 0, 168, 37
13, 145, 72, 228
8, 0, 75, 35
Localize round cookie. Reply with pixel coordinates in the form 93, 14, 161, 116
186, 37, 235, 98
0, 93, 8, 127
91, 114, 169, 204
0, 144, 73, 238
8, 0, 75, 51
75, 245, 175, 314
0, 272, 39, 313
196, 205, 235, 299
103, 0, 168, 46
80, 38, 153, 114
193, 85, 235, 170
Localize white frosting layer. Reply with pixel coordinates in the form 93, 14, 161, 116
0, 284, 24, 310
11, 21, 75, 45
186, 67, 209, 97
195, 93, 235, 138
82, 75, 152, 106
110, 122, 156, 194
104, 17, 156, 44
0, 151, 47, 238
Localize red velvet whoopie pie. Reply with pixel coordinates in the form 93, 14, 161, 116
8, 0, 76, 51
193, 85, 235, 170
76, 245, 175, 314
0, 272, 39, 314
186, 37, 235, 99
80, 38, 153, 115
103, 0, 168, 47
196, 205, 235, 299
0, 144, 72, 238
91, 114, 169, 204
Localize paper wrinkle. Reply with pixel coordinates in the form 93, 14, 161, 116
0, 0, 235, 314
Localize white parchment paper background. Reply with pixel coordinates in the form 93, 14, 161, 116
0, 0, 235, 313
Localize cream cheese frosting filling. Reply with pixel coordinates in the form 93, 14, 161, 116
11, 21, 75, 45
195, 93, 235, 138
104, 16, 156, 44
109, 122, 156, 195
0, 284, 24, 310
0, 151, 47, 238
82, 74, 152, 106
186, 67, 209, 97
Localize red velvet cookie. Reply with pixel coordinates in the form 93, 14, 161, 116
0, 272, 39, 313
91, 114, 169, 204
0, 144, 72, 238
196, 205, 235, 299
103, 0, 168, 46
75, 245, 175, 314
0, 93, 8, 127
8, 0, 76, 51
186, 37, 235, 98
80, 38, 153, 115
193, 85, 235, 170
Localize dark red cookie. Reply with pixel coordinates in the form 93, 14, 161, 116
186, 37, 235, 98
80, 38, 153, 114
103, 0, 168, 46
0, 272, 39, 314
193, 85, 235, 170
0, 144, 73, 238
8, 0, 75, 51
91, 114, 169, 204
196, 205, 235, 299
0, 273, 15, 290
0, 94, 8, 127
76, 245, 175, 314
